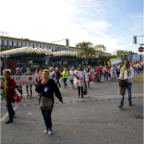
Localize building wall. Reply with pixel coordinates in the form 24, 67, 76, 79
2, 60, 17, 74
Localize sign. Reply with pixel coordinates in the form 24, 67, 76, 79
110, 56, 122, 65
28, 60, 33, 64
132, 54, 140, 61
0, 75, 42, 86
138, 47, 144, 53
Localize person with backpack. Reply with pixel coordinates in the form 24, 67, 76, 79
61, 68, 69, 88
0, 69, 17, 124
55, 68, 61, 88
15, 67, 23, 98
35, 69, 63, 135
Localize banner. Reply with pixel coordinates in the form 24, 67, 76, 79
110, 56, 122, 65
0, 75, 42, 86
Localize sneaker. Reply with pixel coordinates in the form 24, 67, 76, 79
48, 130, 53, 135
5, 120, 13, 124
43, 130, 48, 134
118, 105, 123, 108
27, 94, 29, 97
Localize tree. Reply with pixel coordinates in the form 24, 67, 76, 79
75, 41, 96, 65
94, 45, 106, 52
116, 50, 138, 57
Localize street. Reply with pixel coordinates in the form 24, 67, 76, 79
1, 80, 143, 144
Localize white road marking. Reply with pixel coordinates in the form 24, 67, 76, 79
0, 107, 17, 122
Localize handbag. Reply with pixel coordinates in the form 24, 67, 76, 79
39, 96, 53, 111
13, 92, 22, 103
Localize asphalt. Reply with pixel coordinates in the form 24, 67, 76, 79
1, 98, 143, 144
1, 73, 143, 144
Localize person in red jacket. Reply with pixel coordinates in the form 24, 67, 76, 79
1, 69, 17, 124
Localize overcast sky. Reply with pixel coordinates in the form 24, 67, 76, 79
0, 0, 143, 54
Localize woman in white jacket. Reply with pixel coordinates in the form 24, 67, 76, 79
74, 65, 86, 98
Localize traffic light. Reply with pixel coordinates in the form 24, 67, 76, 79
66, 39, 69, 47
133, 36, 137, 44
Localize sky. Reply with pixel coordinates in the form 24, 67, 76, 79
0, 0, 143, 54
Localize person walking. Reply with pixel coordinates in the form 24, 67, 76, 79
25, 68, 33, 97
35, 69, 63, 135
118, 60, 134, 108
84, 68, 90, 88
1, 69, 17, 124
15, 67, 23, 98
111, 65, 116, 81
74, 65, 86, 98
49, 67, 57, 82
69, 67, 75, 88
102, 66, 106, 80
55, 68, 61, 88
61, 68, 69, 88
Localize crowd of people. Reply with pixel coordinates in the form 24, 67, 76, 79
0, 60, 143, 135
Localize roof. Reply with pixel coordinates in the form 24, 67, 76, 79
0, 36, 76, 49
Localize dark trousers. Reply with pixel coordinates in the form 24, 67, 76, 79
63, 78, 67, 88
41, 104, 53, 130
78, 86, 83, 97
26, 85, 32, 94
6, 97, 14, 121
17, 86, 22, 97
56, 79, 61, 87
70, 80, 74, 86
117, 72, 120, 77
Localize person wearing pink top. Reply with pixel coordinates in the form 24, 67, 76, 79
96, 66, 102, 80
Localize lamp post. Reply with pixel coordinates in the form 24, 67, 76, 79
1, 54, 9, 69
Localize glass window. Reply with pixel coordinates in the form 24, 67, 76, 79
38, 44, 40, 47
41, 45, 43, 48
30, 43, 33, 47
8, 41, 12, 47
34, 44, 37, 48
18, 42, 21, 47
4, 40, 7, 46
26, 43, 29, 46
14, 41, 17, 47
53, 47, 55, 51
44, 45, 46, 48
22, 42, 25, 47
0, 40, 2, 46
50, 46, 52, 51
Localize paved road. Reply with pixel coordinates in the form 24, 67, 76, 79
1, 76, 143, 144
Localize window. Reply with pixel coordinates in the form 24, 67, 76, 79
22, 42, 25, 47
50, 46, 52, 51
9, 41, 12, 47
4, 40, 7, 46
53, 47, 55, 51
30, 43, 33, 47
0, 40, 2, 46
44, 45, 47, 48
18, 42, 21, 47
14, 41, 17, 48
34, 44, 37, 48
26, 43, 29, 46
41, 45, 43, 48
38, 44, 40, 48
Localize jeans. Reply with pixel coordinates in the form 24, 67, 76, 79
6, 97, 14, 121
120, 83, 132, 106
41, 103, 53, 130
63, 78, 67, 88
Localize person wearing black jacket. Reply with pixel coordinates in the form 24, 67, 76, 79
25, 68, 33, 97
36, 69, 63, 135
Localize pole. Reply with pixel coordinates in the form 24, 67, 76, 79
4, 57, 7, 69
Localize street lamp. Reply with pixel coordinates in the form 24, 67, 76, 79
1, 54, 9, 69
